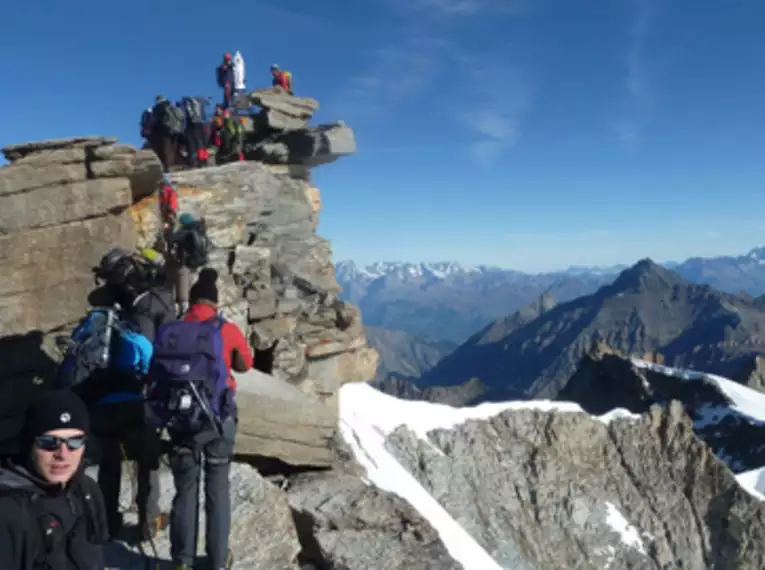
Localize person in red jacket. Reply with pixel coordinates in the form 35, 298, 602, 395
170, 268, 252, 570
184, 268, 253, 388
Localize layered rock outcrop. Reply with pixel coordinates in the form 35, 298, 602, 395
97, 453, 459, 569
235, 89, 356, 166
0, 137, 163, 455
0, 119, 376, 467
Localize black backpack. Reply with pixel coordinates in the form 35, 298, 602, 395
179, 220, 211, 269
183, 97, 203, 125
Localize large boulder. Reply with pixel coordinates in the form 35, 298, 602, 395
233, 370, 336, 467
249, 90, 320, 131
248, 123, 357, 167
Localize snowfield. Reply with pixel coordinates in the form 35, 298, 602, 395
338, 382, 642, 569
340, 363, 765, 569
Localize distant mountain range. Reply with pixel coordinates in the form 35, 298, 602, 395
336, 246, 765, 343
417, 258, 765, 404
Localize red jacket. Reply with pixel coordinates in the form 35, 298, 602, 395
184, 303, 253, 389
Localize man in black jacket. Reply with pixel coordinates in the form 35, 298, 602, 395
84, 248, 175, 539
0, 390, 109, 569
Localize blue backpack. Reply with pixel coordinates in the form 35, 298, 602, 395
144, 316, 233, 437
57, 308, 153, 391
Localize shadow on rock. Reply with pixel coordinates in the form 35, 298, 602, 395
0, 330, 60, 457
104, 540, 169, 569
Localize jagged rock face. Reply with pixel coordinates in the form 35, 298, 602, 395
559, 347, 765, 472
287, 470, 461, 569
383, 403, 765, 570
98, 462, 302, 569
421, 259, 765, 402
130, 161, 377, 466
131, 162, 377, 388
95, 460, 458, 570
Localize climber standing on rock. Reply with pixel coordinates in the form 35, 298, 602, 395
216, 53, 235, 108
151, 95, 180, 171
181, 96, 207, 168
144, 269, 253, 570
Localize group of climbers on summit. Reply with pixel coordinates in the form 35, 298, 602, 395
141, 50, 295, 173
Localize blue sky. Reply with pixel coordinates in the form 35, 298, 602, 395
3, 0, 765, 273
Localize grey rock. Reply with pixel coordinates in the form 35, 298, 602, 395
247, 284, 278, 321
0, 213, 134, 334
251, 317, 297, 350
127, 149, 163, 201
231, 245, 271, 282
287, 470, 462, 569
89, 157, 136, 179
383, 401, 765, 569
0, 163, 88, 196
272, 337, 308, 383
559, 345, 765, 473
90, 144, 137, 160
234, 370, 335, 467
0, 178, 131, 234
1, 136, 117, 161
13, 147, 87, 165
249, 90, 319, 131
95, 462, 301, 569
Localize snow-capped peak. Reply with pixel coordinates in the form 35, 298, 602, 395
334, 260, 500, 282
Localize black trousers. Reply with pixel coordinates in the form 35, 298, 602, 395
91, 401, 163, 533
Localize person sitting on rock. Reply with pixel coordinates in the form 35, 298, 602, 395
165, 269, 253, 570
216, 53, 235, 108
0, 390, 110, 569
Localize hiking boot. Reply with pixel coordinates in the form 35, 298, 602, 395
140, 512, 170, 541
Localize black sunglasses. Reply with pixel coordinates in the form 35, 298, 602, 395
34, 434, 87, 452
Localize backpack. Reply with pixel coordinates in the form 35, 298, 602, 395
179, 220, 210, 269
140, 108, 153, 138
56, 308, 153, 394
283, 70, 293, 93
144, 317, 233, 437
183, 97, 203, 125
162, 105, 184, 134
224, 116, 242, 138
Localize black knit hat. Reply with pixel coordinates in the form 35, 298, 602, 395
189, 268, 219, 304
23, 390, 90, 442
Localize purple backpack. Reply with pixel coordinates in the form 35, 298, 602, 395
145, 316, 234, 436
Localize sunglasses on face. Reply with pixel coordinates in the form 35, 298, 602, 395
34, 435, 87, 452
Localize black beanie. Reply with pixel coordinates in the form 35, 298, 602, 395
189, 268, 219, 304
24, 390, 90, 442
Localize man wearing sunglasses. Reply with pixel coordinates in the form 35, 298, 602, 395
0, 390, 110, 569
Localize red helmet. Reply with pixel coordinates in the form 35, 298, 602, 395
224, 52, 232, 61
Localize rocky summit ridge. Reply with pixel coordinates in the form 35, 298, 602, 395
0, 88, 376, 468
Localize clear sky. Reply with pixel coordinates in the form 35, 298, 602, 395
2, 0, 765, 273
